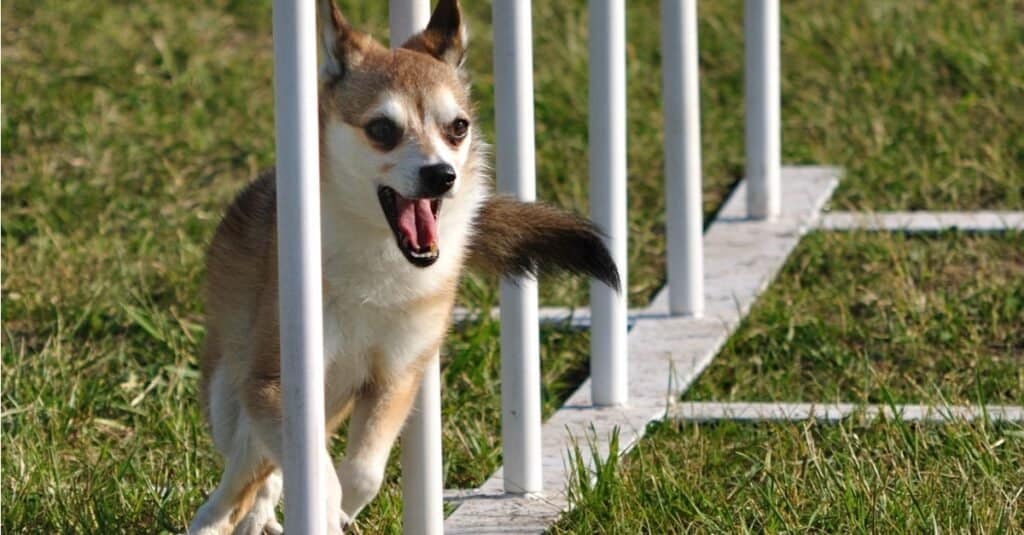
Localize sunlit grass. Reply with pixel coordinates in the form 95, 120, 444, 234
686, 231, 1024, 405
556, 418, 1024, 533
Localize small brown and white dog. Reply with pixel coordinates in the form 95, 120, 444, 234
188, 1, 618, 533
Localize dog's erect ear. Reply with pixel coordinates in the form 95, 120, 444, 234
401, 0, 466, 68
319, 0, 375, 78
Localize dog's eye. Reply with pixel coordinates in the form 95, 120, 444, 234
447, 118, 469, 144
364, 118, 401, 150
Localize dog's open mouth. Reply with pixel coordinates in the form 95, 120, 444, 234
378, 186, 443, 267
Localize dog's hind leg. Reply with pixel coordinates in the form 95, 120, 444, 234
232, 469, 283, 535
188, 432, 272, 535
191, 369, 274, 535
246, 391, 348, 534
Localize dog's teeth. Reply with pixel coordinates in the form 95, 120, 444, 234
410, 248, 438, 259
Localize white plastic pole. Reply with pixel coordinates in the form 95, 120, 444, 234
589, 0, 629, 406
745, 0, 781, 220
272, 0, 326, 533
389, 0, 430, 48
662, 0, 704, 317
399, 359, 443, 535
493, 0, 543, 494
390, 1, 443, 533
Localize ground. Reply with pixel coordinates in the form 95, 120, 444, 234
2, 0, 1022, 533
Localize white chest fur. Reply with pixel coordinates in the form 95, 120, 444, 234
319, 270, 453, 412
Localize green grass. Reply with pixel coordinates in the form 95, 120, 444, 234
555, 419, 1024, 533
3, 0, 1023, 532
556, 231, 1024, 533
684, 231, 1024, 405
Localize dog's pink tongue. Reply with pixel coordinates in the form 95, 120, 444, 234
395, 195, 438, 251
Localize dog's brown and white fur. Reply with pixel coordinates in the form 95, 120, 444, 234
188, 1, 618, 533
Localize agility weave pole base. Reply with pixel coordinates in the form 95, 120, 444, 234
817, 211, 1024, 232
442, 166, 840, 533
670, 402, 1024, 424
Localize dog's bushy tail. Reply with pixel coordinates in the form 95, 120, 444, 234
466, 196, 621, 291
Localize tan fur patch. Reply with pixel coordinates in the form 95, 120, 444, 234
200, 171, 278, 411
350, 345, 440, 457
364, 369, 422, 438
320, 48, 471, 129
227, 461, 275, 525
326, 397, 356, 436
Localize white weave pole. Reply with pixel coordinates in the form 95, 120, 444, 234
389, 0, 429, 48
744, 0, 781, 220
399, 361, 442, 535
272, 0, 326, 533
589, 0, 629, 406
493, 0, 543, 494
662, 0, 704, 317
390, 1, 444, 533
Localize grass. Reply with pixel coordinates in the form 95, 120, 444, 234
555, 419, 1024, 533
2, 0, 1022, 532
553, 230, 1024, 533
684, 231, 1024, 406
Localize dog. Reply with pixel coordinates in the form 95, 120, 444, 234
188, 1, 619, 533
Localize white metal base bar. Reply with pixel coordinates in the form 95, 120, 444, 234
441, 400, 1023, 501
817, 211, 1024, 232
451, 306, 644, 330
670, 401, 1024, 423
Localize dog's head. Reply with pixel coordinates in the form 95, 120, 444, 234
318, 0, 482, 269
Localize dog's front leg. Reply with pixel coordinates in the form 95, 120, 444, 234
336, 359, 427, 521
323, 446, 348, 533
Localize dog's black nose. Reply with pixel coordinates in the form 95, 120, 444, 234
419, 163, 456, 196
